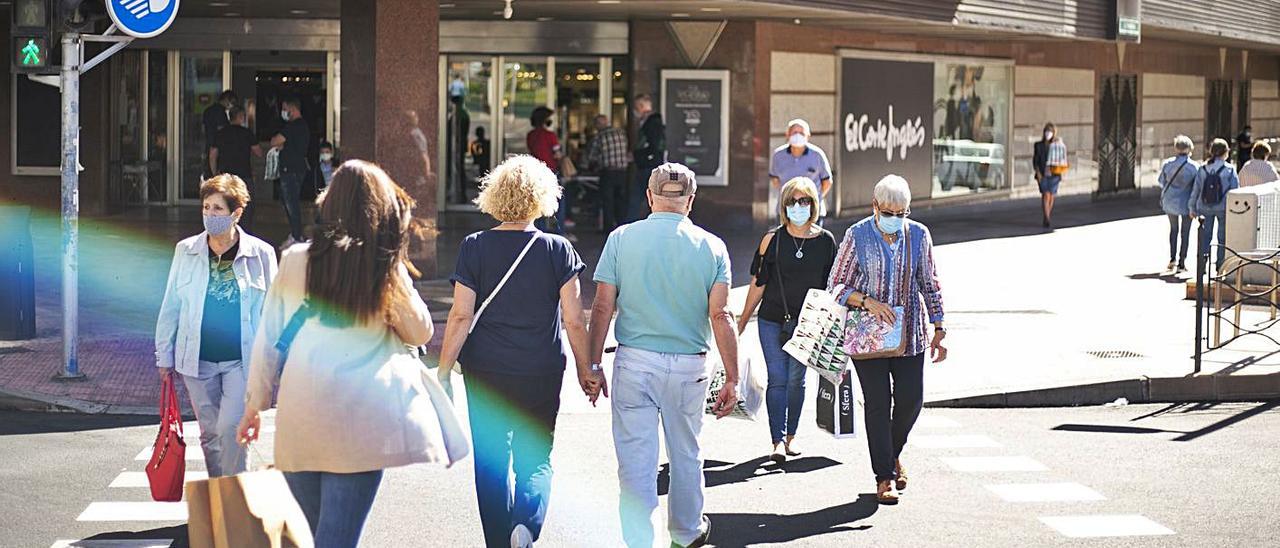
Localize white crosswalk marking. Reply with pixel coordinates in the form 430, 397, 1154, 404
913, 415, 962, 428
909, 434, 1001, 448
940, 456, 1049, 472
76, 502, 187, 522
108, 471, 208, 488
1039, 515, 1175, 538
134, 447, 203, 461
51, 541, 172, 548
985, 482, 1106, 502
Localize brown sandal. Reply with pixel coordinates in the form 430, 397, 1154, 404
895, 460, 908, 491
876, 480, 899, 505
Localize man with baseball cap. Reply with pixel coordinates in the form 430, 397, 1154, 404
589, 162, 740, 548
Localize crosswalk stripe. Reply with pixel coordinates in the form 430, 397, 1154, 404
914, 415, 962, 428
77, 502, 187, 522
109, 471, 208, 488
940, 456, 1048, 472
1038, 515, 1175, 538
985, 482, 1106, 502
909, 434, 1002, 448
51, 541, 173, 548
134, 447, 203, 461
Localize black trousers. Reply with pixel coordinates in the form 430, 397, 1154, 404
852, 353, 926, 482
463, 369, 563, 548
1167, 214, 1192, 264
599, 168, 629, 232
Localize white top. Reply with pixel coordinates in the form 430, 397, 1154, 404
245, 244, 445, 473
1239, 159, 1280, 188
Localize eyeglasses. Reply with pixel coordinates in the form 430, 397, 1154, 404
878, 208, 910, 218
785, 197, 815, 207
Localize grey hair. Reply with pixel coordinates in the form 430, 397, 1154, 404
786, 119, 811, 136
1173, 135, 1193, 153
873, 175, 912, 208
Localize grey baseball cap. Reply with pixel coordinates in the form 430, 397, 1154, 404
647, 163, 697, 197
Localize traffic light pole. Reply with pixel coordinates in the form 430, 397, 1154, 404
56, 31, 82, 380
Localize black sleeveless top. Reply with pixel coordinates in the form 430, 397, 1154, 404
749, 228, 838, 324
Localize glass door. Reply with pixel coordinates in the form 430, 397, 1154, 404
500, 57, 550, 158
554, 59, 604, 173
177, 51, 226, 202
445, 57, 494, 205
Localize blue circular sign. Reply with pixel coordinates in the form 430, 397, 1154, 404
106, 0, 181, 39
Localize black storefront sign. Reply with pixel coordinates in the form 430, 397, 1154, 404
838, 57, 934, 208
661, 70, 728, 186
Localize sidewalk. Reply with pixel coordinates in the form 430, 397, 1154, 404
2, 193, 1277, 413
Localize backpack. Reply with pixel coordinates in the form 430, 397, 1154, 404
1200, 164, 1227, 206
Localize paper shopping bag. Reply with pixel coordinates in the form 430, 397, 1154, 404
815, 373, 860, 439
186, 469, 315, 548
704, 357, 764, 420
783, 289, 851, 384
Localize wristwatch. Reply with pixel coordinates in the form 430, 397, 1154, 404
590, 363, 602, 373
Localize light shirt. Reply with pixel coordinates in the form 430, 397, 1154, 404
1189, 158, 1241, 215
594, 212, 731, 355
770, 143, 833, 216
1239, 159, 1280, 187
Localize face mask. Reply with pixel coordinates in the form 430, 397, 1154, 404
786, 204, 812, 226
203, 214, 236, 236
1044, 131, 1054, 141
319, 152, 333, 162
876, 212, 904, 234
788, 133, 808, 147
281, 110, 290, 121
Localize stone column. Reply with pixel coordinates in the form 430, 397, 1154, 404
341, 0, 440, 276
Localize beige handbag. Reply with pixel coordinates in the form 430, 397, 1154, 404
186, 470, 314, 548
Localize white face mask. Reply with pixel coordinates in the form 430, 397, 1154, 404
281, 110, 290, 121
1044, 131, 1054, 141
789, 133, 808, 147
319, 152, 333, 162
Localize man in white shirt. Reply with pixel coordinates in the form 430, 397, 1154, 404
1239, 141, 1279, 187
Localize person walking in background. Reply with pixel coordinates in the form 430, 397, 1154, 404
155, 174, 277, 479
436, 155, 599, 548
209, 107, 263, 232
1239, 141, 1279, 187
1032, 122, 1067, 229
317, 141, 338, 189
527, 106, 569, 236
238, 161, 445, 548
1235, 126, 1253, 169
769, 119, 834, 223
587, 114, 631, 232
628, 93, 665, 222
271, 97, 310, 246
203, 90, 237, 178
737, 177, 837, 463
469, 126, 492, 186
1158, 136, 1199, 274
1190, 139, 1241, 269
827, 175, 947, 505
589, 163, 739, 548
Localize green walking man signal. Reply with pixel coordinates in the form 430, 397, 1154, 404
21, 38, 42, 65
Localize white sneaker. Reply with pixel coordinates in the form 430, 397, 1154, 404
510, 524, 533, 548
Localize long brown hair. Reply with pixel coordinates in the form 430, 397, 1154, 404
307, 160, 418, 325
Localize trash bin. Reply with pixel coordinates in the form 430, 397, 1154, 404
0, 205, 36, 340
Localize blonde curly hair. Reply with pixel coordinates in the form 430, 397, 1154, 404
475, 155, 562, 222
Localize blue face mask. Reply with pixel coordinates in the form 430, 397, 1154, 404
785, 204, 812, 226
876, 212, 904, 234
203, 214, 236, 236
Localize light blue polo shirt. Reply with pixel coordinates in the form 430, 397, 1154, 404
770, 143, 833, 215
594, 212, 731, 355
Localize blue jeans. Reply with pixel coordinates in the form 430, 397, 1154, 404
757, 319, 807, 444
1199, 211, 1227, 268
464, 369, 562, 548
284, 469, 384, 548
280, 170, 305, 241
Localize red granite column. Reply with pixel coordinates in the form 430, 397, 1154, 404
341, 0, 440, 276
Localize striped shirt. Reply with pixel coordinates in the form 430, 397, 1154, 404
588, 126, 630, 171
827, 218, 945, 357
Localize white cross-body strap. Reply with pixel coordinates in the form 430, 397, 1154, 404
469, 234, 539, 334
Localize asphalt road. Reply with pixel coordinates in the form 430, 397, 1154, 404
2, 399, 1279, 547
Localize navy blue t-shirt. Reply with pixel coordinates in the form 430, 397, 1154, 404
450, 230, 585, 376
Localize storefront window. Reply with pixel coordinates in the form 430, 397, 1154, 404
556, 61, 602, 174
932, 63, 1011, 197
445, 58, 492, 205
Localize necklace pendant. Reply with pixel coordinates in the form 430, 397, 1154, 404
795, 249, 804, 259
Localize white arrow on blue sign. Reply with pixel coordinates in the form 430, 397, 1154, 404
106, 0, 181, 39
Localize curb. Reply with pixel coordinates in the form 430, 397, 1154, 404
926, 374, 1280, 408
0, 386, 171, 416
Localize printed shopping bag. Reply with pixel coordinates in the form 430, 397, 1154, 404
815, 372, 860, 439
704, 357, 764, 420
146, 375, 186, 502
186, 469, 315, 548
783, 288, 851, 384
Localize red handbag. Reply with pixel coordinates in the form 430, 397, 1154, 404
147, 375, 186, 502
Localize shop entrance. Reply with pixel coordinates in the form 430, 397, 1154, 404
1097, 73, 1138, 194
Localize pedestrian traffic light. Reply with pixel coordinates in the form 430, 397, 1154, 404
11, 0, 55, 74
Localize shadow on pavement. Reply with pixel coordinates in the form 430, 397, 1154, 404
657, 456, 843, 496
706, 493, 879, 546
0, 411, 155, 436
1055, 400, 1280, 441
1127, 272, 1190, 284
1052, 424, 1177, 435
1172, 400, 1280, 442
79, 525, 187, 547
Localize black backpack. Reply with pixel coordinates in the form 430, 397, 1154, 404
1200, 164, 1227, 205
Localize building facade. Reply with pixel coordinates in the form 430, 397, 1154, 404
3, 0, 1279, 274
